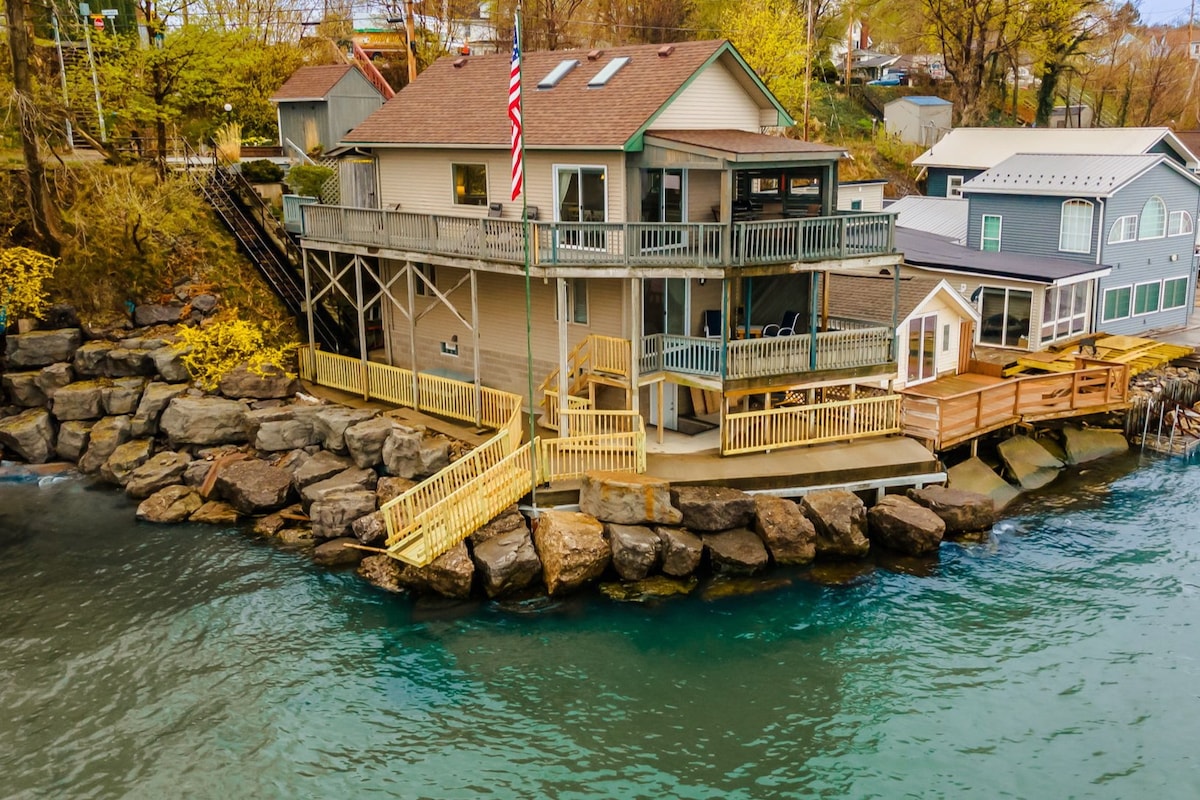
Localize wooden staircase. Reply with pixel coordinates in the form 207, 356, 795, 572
537, 335, 633, 430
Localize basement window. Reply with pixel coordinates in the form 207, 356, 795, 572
538, 59, 580, 89
588, 56, 631, 87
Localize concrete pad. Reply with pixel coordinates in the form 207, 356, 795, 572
946, 457, 1020, 511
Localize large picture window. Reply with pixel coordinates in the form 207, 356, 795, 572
979, 286, 1032, 347
1140, 196, 1166, 239
1102, 285, 1132, 322
452, 164, 487, 206
1059, 199, 1093, 253
981, 215, 1002, 252
1040, 283, 1089, 342
1163, 277, 1189, 310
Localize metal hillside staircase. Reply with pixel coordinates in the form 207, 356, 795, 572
186, 152, 349, 352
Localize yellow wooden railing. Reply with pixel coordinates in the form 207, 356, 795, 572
537, 334, 633, 431
300, 348, 646, 566
723, 394, 902, 455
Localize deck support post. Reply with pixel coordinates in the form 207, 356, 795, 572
471, 268, 482, 427
557, 277, 570, 438
891, 260, 901, 363
809, 272, 820, 371
406, 261, 419, 408
657, 380, 665, 444
630, 277, 641, 414
302, 249, 315, 374
354, 255, 369, 400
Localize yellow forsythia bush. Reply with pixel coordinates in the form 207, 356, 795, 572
0, 246, 58, 325
174, 317, 297, 391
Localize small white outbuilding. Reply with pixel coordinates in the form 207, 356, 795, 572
884, 96, 953, 146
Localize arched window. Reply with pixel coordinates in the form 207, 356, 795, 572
1140, 196, 1167, 239
1169, 210, 1194, 237
1059, 200, 1094, 253
1108, 215, 1138, 244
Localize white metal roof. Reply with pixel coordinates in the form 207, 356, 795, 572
962, 153, 1200, 197
886, 195, 968, 243
912, 126, 1199, 171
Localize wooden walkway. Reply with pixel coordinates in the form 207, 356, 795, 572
1005, 334, 1192, 377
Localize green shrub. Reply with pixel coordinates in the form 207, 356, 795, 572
241, 159, 285, 184
286, 164, 334, 199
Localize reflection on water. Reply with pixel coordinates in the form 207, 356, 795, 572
2, 455, 1199, 797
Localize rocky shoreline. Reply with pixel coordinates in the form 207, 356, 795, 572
1, 318, 1141, 605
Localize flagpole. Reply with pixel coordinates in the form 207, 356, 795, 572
512, 8, 537, 508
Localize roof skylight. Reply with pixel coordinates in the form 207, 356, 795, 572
588, 56, 631, 87
538, 59, 580, 89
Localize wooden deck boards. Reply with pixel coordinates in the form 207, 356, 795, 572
1008, 334, 1192, 377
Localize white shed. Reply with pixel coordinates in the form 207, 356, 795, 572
884, 96, 953, 146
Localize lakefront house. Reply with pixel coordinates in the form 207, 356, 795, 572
293, 39, 909, 456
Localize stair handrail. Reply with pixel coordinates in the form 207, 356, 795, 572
283, 138, 317, 165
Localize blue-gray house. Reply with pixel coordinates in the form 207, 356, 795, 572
270, 65, 387, 158
962, 152, 1200, 343
913, 127, 1199, 199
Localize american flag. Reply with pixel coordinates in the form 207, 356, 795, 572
508, 24, 524, 201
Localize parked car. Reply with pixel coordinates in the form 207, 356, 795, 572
867, 72, 905, 86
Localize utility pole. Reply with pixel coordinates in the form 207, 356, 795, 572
405, 0, 417, 84
52, 14, 73, 150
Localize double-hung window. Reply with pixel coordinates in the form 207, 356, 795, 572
1162, 277, 1189, 310
1059, 199, 1093, 253
947, 175, 964, 198
1133, 281, 1161, 316
981, 215, 1002, 252
1102, 286, 1132, 322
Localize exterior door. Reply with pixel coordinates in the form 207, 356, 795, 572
640, 168, 686, 252
644, 277, 689, 428
555, 166, 607, 249
907, 313, 937, 384
339, 158, 378, 209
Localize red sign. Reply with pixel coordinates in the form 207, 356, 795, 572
92, 15, 104, 28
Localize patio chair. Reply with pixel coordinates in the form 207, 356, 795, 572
762, 310, 801, 337
702, 309, 723, 339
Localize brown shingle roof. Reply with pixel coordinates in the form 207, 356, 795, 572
826, 271, 945, 325
271, 65, 355, 102
345, 40, 733, 147
647, 129, 844, 156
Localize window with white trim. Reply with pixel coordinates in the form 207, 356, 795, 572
1169, 210, 1194, 237
1139, 196, 1166, 239
1163, 276, 1189, 309
1107, 215, 1138, 244
947, 175, 964, 198
981, 214, 1002, 252
1059, 199, 1093, 253
1133, 281, 1162, 316
1102, 285, 1132, 322
978, 286, 1031, 347
1040, 283, 1089, 342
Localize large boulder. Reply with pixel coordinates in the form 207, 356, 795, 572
214, 458, 294, 514
104, 346, 156, 378
867, 495, 945, 556
300, 467, 377, 508
753, 495, 817, 564
398, 542, 474, 599
133, 302, 184, 327
702, 528, 769, 575
313, 537, 366, 567
136, 485, 203, 523
293, 450, 353, 489
533, 510, 610, 595
654, 526, 703, 577
1, 371, 46, 407
468, 505, 527, 546
218, 363, 297, 400
357, 554, 406, 593
149, 345, 190, 383
55, 420, 93, 462
0, 408, 56, 463
125, 451, 192, 499
51, 380, 107, 421
102, 377, 146, 416
352, 511, 388, 547
671, 485, 756, 532
313, 407, 378, 454
800, 489, 870, 559
35, 362, 73, 400
345, 416, 397, 469
997, 435, 1063, 490
472, 528, 542, 597
310, 488, 377, 539
99, 438, 153, 486
246, 406, 322, 452
72, 341, 113, 377
578, 472, 682, 525
606, 524, 660, 581
78, 415, 131, 474
160, 397, 247, 447
129, 382, 188, 438
907, 486, 996, 537
381, 427, 448, 478
5, 328, 81, 369
190, 501, 240, 525
1061, 426, 1129, 465
946, 457, 1021, 511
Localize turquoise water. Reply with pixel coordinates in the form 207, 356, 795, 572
3, 454, 1200, 798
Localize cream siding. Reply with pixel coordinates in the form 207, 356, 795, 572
650, 62, 763, 132
375, 148, 627, 222
894, 292, 971, 390
836, 183, 885, 212
381, 263, 629, 401
904, 265, 1054, 351
688, 170, 723, 222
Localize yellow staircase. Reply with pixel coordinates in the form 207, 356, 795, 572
537, 335, 633, 430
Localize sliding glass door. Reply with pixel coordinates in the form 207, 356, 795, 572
556, 166, 607, 249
